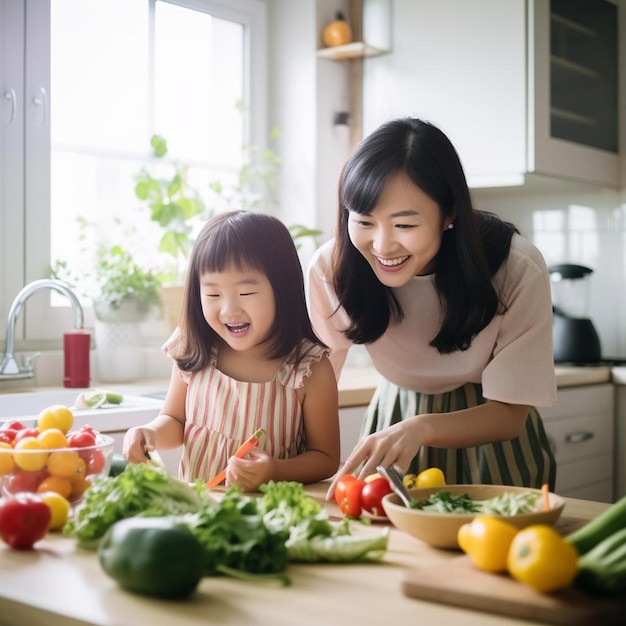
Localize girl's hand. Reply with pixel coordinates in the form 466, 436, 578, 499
123, 426, 157, 464
226, 447, 273, 492
325, 416, 423, 500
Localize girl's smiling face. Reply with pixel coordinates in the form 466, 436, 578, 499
347, 171, 451, 287
200, 265, 276, 355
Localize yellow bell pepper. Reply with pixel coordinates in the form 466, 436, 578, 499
507, 524, 579, 593
457, 515, 518, 572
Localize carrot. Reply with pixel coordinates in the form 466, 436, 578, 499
205, 428, 265, 489
541, 483, 550, 511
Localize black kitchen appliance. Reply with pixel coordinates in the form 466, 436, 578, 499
548, 264, 602, 364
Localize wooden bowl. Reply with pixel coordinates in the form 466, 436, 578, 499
382, 484, 565, 549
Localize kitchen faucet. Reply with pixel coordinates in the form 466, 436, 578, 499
0, 279, 84, 380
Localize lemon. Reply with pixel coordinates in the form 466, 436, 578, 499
416, 467, 446, 489
38, 405, 74, 434
39, 491, 71, 531
0, 442, 15, 475
13, 437, 49, 471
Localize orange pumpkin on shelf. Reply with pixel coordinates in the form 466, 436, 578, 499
321, 12, 353, 48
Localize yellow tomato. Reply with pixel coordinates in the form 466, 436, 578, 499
68, 457, 87, 483
13, 437, 49, 471
37, 404, 74, 434
37, 428, 68, 449
69, 477, 90, 500
47, 450, 81, 478
457, 515, 518, 572
37, 475, 73, 499
507, 524, 579, 593
416, 467, 446, 489
39, 491, 71, 531
0, 441, 15, 475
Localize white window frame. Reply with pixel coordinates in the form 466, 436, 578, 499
0, 0, 267, 350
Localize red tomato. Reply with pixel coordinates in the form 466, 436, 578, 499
5, 469, 49, 494
87, 450, 105, 475
334, 474, 366, 517
3, 420, 26, 431
360, 477, 392, 517
67, 430, 97, 464
79, 424, 96, 435
0, 493, 52, 549
13, 427, 41, 444
0, 431, 16, 445
67, 430, 97, 448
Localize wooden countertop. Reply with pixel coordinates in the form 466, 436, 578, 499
0, 483, 612, 626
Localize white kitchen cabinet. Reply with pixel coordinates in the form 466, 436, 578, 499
362, 0, 619, 189
339, 405, 366, 462
540, 383, 615, 502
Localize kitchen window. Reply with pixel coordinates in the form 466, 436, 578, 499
0, 0, 267, 346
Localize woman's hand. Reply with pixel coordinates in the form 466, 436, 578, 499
325, 416, 423, 500
123, 426, 157, 464
226, 447, 274, 492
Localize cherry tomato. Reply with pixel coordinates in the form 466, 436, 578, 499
79, 424, 96, 435
67, 430, 97, 449
361, 476, 393, 517
5, 469, 49, 494
13, 427, 41, 444
0, 493, 52, 549
334, 474, 366, 517
88, 450, 105, 475
0, 431, 16, 445
3, 421, 26, 431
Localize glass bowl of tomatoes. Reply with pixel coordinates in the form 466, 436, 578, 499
0, 416, 115, 505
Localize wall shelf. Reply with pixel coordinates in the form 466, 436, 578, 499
316, 41, 388, 61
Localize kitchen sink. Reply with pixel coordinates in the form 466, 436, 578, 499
0, 388, 163, 427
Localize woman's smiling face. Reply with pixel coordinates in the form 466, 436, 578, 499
347, 171, 451, 287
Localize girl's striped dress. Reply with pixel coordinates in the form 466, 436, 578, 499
163, 333, 328, 482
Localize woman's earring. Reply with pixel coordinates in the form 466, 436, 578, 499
447, 223, 454, 230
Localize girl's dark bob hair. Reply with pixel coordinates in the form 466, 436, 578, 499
176, 210, 323, 371
332, 117, 517, 353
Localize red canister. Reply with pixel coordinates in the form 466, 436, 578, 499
63, 331, 91, 388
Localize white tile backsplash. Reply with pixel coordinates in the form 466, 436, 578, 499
473, 187, 626, 359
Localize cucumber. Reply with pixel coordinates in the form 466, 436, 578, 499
104, 391, 123, 405
565, 495, 626, 555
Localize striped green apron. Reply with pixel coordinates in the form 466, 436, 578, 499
362, 379, 556, 490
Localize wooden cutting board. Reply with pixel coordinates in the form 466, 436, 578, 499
403, 556, 626, 625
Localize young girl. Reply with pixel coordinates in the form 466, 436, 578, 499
124, 210, 340, 491
307, 118, 557, 498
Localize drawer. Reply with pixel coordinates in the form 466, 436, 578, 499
542, 412, 613, 465
540, 384, 614, 421
558, 480, 614, 504
555, 455, 613, 494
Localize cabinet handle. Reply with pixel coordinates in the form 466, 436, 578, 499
565, 431, 594, 444
32, 87, 47, 126
3, 89, 16, 124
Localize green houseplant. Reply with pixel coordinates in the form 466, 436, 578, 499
134, 134, 206, 285
51, 218, 163, 324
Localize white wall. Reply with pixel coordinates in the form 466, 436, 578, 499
266, 0, 626, 361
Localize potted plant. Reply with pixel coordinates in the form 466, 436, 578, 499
51, 218, 163, 324
51, 220, 164, 383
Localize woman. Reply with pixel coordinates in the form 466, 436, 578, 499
307, 118, 557, 498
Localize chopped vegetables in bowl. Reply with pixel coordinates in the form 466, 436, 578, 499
382, 484, 565, 549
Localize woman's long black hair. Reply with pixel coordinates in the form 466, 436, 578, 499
176, 210, 324, 371
332, 118, 518, 353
